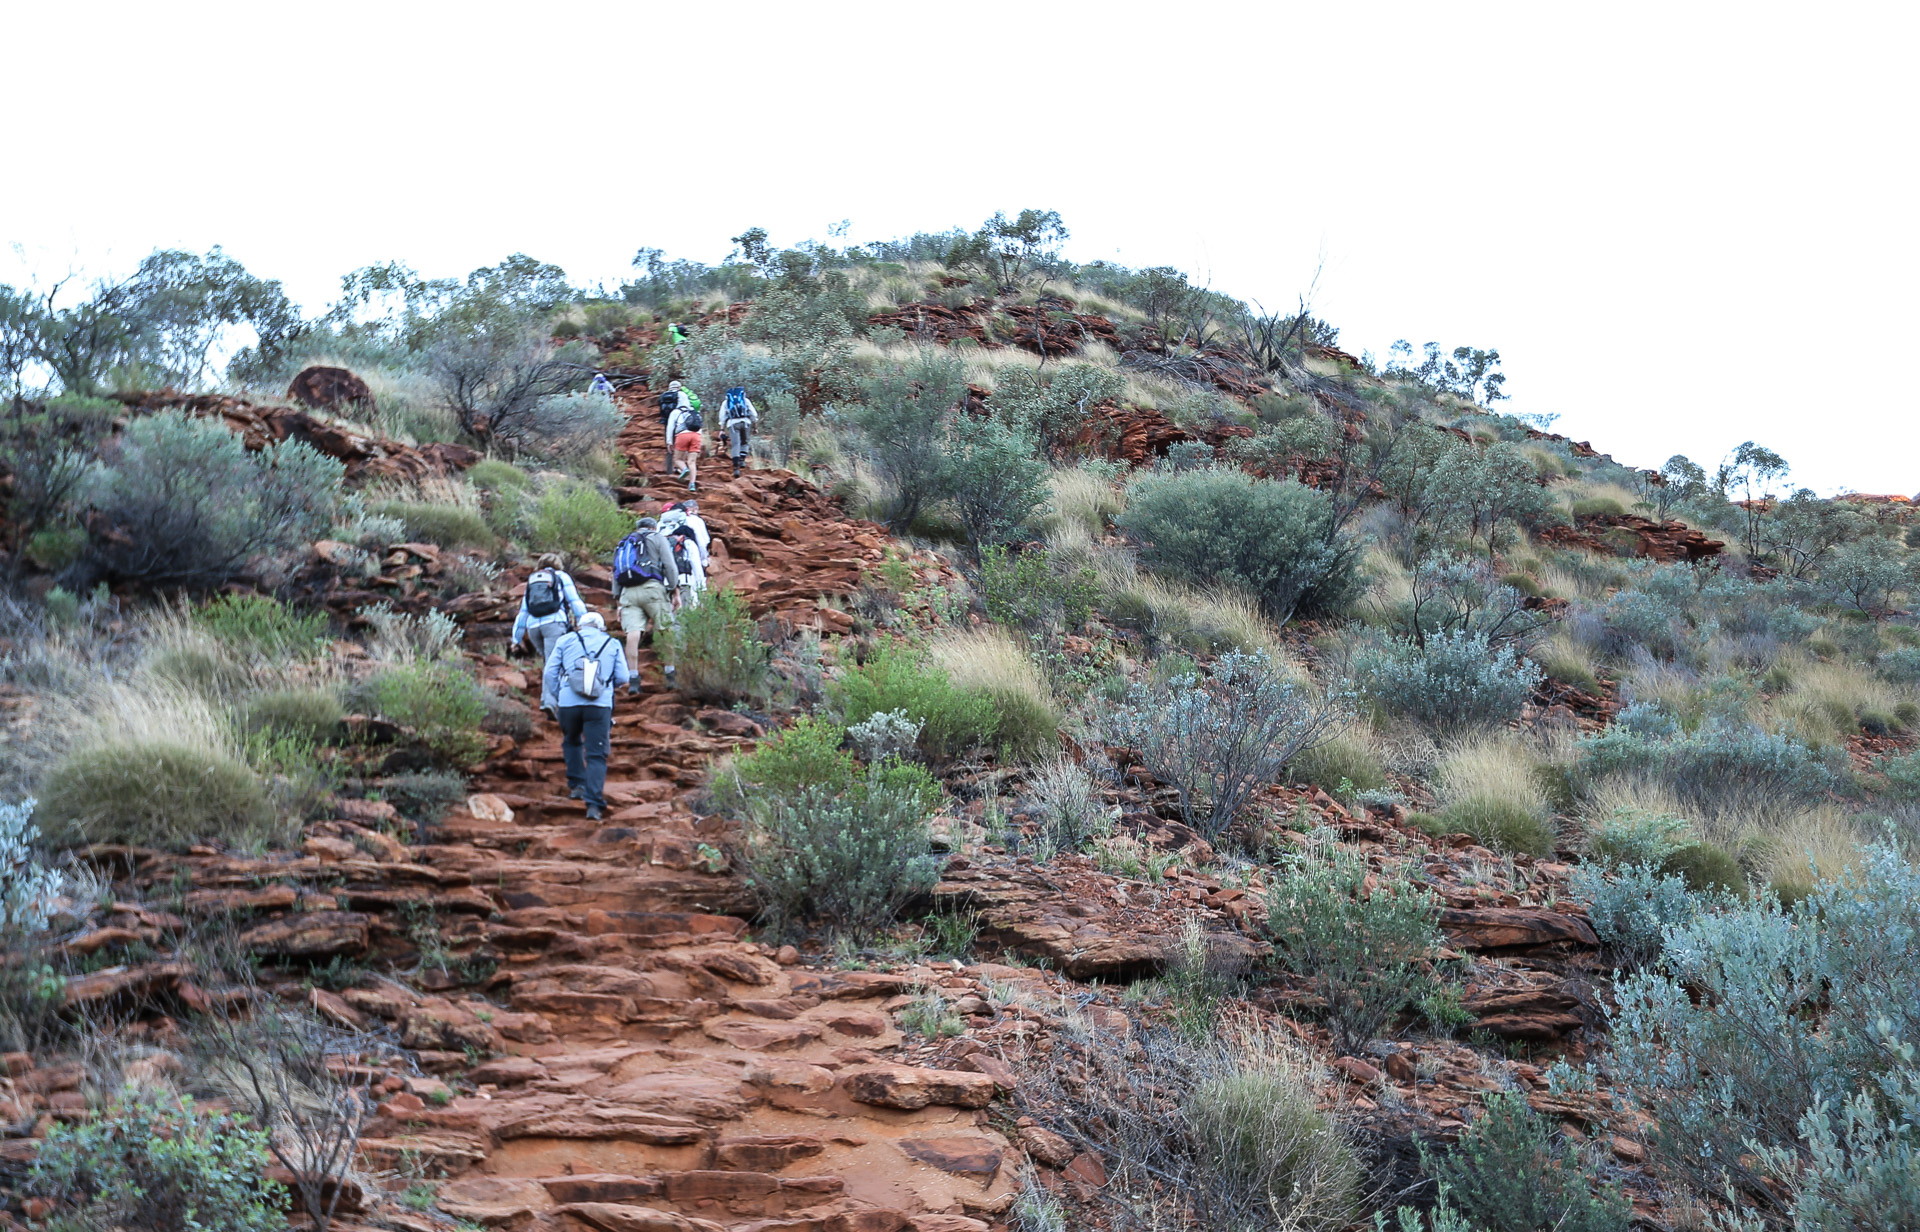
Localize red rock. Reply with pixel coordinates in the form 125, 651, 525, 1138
555, 1203, 724, 1232
899, 1136, 1004, 1178
1017, 1125, 1075, 1168
542, 1175, 666, 1204
287, 365, 374, 413
906, 1218, 989, 1232
470, 1056, 549, 1086
238, 911, 370, 958
842, 1065, 998, 1110
1063, 1152, 1107, 1189
1385, 1052, 1417, 1083
1439, 907, 1598, 951
954, 1054, 1018, 1091
714, 1134, 827, 1171
1332, 1057, 1382, 1086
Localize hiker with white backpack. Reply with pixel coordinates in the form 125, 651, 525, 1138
666, 394, 705, 493
541, 610, 631, 821
658, 502, 708, 608
721, 386, 757, 478
611, 516, 682, 687
657, 381, 691, 472
511, 553, 588, 713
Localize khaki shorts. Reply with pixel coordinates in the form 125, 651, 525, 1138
618, 580, 674, 635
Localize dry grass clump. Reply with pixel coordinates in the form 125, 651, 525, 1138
1431, 734, 1559, 855
929, 627, 1059, 760
1770, 654, 1914, 743
1534, 628, 1599, 689
1037, 466, 1124, 550
1094, 551, 1284, 658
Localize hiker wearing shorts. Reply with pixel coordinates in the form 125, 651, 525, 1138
611, 517, 682, 690
671, 418, 705, 493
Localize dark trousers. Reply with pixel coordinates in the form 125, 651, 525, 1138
726, 420, 751, 465
557, 705, 612, 810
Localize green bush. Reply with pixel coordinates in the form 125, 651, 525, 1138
32, 1088, 288, 1232
467, 458, 531, 491
1264, 831, 1441, 1052
370, 500, 495, 550
525, 479, 629, 561
830, 642, 1000, 760
1661, 840, 1744, 893
1116, 468, 1359, 621
24, 524, 88, 572
978, 546, 1098, 631
668, 587, 771, 702
737, 769, 942, 940
194, 593, 328, 656
362, 660, 488, 767
1570, 861, 1708, 968
37, 740, 280, 851
243, 688, 344, 742
1186, 1053, 1360, 1229
1878, 749, 1920, 799
944, 414, 1050, 560
89, 409, 342, 586
722, 716, 857, 802
1439, 795, 1557, 857
1583, 807, 1689, 868
1569, 496, 1628, 518
1421, 1092, 1631, 1232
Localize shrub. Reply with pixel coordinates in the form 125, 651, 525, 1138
978, 548, 1101, 633
194, 593, 329, 656
522, 390, 623, 460
378, 769, 467, 824
1185, 1047, 1361, 1228
1878, 646, 1920, 684
1570, 496, 1627, 518
830, 642, 1000, 760
1662, 840, 1744, 893
849, 349, 968, 533
0, 395, 115, 542
945, 415, 1050, 560
243, 688, 344, 742
1107, 650, 1349, 839
1570, 861, 1705, 968
1264, 830, 1442, 1051
723, 716, 856, 802
1583, 807, 1689, 867
38, 740, 278, 850
929, 629, 1059, 761
466, 458, 531, 491
369, 499, 495, 550
1353, 629, 1543, 729
1440, 796, 1557, 856
149, 640, 254, 700
1878, 749, 1920, 799
737, 769, 941, 939
0, 800, 60, 933
845, 709, 922, 763
1612, 843, 1920, 1216
359, 601, 463, 662
88, 409, 342, 586
32, 1088, 288, 1232
525, 479, 629, 562
1420, 1092, 1631, 1232
667, 586, 771, 702
1577, 722, 1838, 814
1117, 468, 1359, 621
362, 660, 488, 767
1023, 756, 1112, 855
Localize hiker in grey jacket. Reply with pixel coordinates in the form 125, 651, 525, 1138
541, 611, 632, 820
612, 517, 682, 688
512, 553, 587, 711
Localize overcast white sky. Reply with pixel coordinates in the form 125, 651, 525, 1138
5, 2, 1914, 493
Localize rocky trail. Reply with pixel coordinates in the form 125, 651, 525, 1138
13, 391, 1645, 1231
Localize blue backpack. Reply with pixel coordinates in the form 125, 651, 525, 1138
724, 386, 749, 416
613, 533, 661, 588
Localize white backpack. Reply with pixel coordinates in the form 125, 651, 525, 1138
567, 632, 616, 699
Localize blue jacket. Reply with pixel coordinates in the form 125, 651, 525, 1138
543, 629, 632, 709
512, 570, 587, 644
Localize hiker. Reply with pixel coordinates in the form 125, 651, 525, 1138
510, 553, 587, 714
668, 395, 705, 492
659, 503, 708, 607
541, 610, 630, 821
589, 371, 615, 398
667, 321, 689, 355
657, 380, 691, 471
721, 386, 758, 478
611, 516, 682, 690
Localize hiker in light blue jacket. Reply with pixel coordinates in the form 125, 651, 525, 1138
541, 611, 632, 821
511, 553, 587, 713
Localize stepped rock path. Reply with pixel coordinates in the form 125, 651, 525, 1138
130, 399, 1020, 1232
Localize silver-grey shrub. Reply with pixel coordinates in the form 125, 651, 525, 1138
0, 799, 60, 933
1103, 650, 1351, 839
1612, 843, 1920, 1221
1570, 861, 1713, 969
1352, 628, 1542, 729
88, 410, 342, 586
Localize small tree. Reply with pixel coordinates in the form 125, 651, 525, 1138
1104, 650, 1351, 838
428, 326, 591, 447
945, 209, 1070, 294
1430, 440, 1554, 560
1264, 830, 1443, 1052
847, 349, 967, 532
1817, 535, 1914, 615
944, 416, 1049, 561
1117, 468, 1360, 622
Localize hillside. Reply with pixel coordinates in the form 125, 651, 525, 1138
1, 217, 1919, 1232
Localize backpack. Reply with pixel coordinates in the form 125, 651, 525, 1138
657, 509, 689, 536
524, 569, 565, 618
567, 631, 617, 700
725, 386, 749, 417
686, 390, 703, 411
613, 533, 661, 588
658, 391, 678, 416
682, 408, 703, 432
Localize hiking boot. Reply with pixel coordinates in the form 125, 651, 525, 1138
569, 787, 584, 800
627, 682, 643, 698
663, 664, 678, 688
686, 479, 696, 492
585, 805, 603, 821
